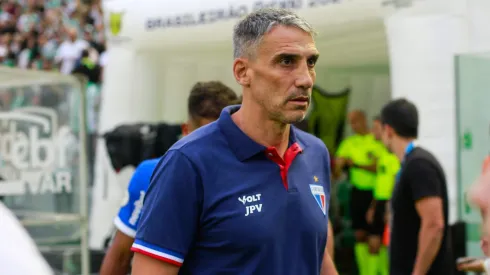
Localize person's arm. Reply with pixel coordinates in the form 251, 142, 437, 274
320, 248, 338, 275
408, 160, 445, 275
335, 141, 377, 175
469, 165, 490, 242
366, 200, 376, 224
334, 140, 350, 179
332, 157, 344, 178
349, 151, 379, 174
456, 257, 486, 272
131, 150, 201, 275
353, 145, 383, 174
413, 197, 444, 275
321, 148, 338, 275
384, 200, 391, 224
101, 161, 153, 275
132, 253, 179, 275
100, 230, 134, 275
350, 162, 377, 173
327, 221, 334, 258
322, 223, 337, 275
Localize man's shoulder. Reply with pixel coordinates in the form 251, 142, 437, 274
406, 147, 441, 168
404, 147, 446, 180
169, 121, 226, 157
137, 158, 160, 171
293, 127, 329, 155
128, 158, 159, 192
338, 134, 358, 146
134, 158, 159, 179
384, 151, 400, 166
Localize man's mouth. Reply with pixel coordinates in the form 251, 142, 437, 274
289, 96, 309, 103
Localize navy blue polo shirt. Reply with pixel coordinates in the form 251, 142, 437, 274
132, 105, 332, 275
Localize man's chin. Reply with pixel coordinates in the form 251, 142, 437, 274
290, 102, 309, 111
282, 111, 307, 124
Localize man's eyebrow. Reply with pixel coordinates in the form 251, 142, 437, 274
309, 53, 320, 61
273, 52, 320, 60
274, 53, 300, 59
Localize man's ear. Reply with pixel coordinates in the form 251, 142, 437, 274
233, 58, 250, 87
388, 125, 396, 138
181, 123, 189, 136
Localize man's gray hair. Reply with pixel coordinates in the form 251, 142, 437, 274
233, 8, 316, 59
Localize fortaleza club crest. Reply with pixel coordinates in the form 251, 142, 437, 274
310, 184, 326, 215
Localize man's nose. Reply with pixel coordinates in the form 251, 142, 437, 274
294, 62, 314, 90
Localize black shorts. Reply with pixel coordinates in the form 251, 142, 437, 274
368, 200, 387, 236
350, 187, 373, 231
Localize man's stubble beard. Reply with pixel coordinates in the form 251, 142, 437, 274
276, 107, 308, 125
282, 115, 306, 125
279, 96, 310, 124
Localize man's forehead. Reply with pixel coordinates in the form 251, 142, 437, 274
259, 25, 318, 56
349, 110, 366, 120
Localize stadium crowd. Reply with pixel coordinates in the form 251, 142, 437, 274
0, 0, 105, 188
0, 0, 106, 74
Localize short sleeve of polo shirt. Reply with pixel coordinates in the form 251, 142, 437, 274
405, 159, 442, 201
131, 150, 201, 267
114, 161, 153, 238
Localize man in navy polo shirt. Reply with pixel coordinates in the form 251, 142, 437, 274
131, 8, 337, 275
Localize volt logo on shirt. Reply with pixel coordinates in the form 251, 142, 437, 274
238, 194, 262, 216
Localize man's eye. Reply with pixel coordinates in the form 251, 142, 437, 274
280, 58, 293, 65
307, 58, 317, 67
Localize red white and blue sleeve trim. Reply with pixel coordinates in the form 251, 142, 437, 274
131, 239, 184, 266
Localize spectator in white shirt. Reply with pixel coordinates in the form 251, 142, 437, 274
54, 27, 88, 74
0, 201, 53, 275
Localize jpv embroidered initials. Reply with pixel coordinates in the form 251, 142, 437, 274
238, 194, 262, 216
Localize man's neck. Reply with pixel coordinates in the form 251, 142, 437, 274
393, 138, 415, 162
232, 101, 290, 156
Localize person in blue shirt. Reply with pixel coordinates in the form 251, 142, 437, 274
99, 81, 239, 275
131, 8, 338, 275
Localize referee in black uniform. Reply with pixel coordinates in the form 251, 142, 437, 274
379, 99, 452, 275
